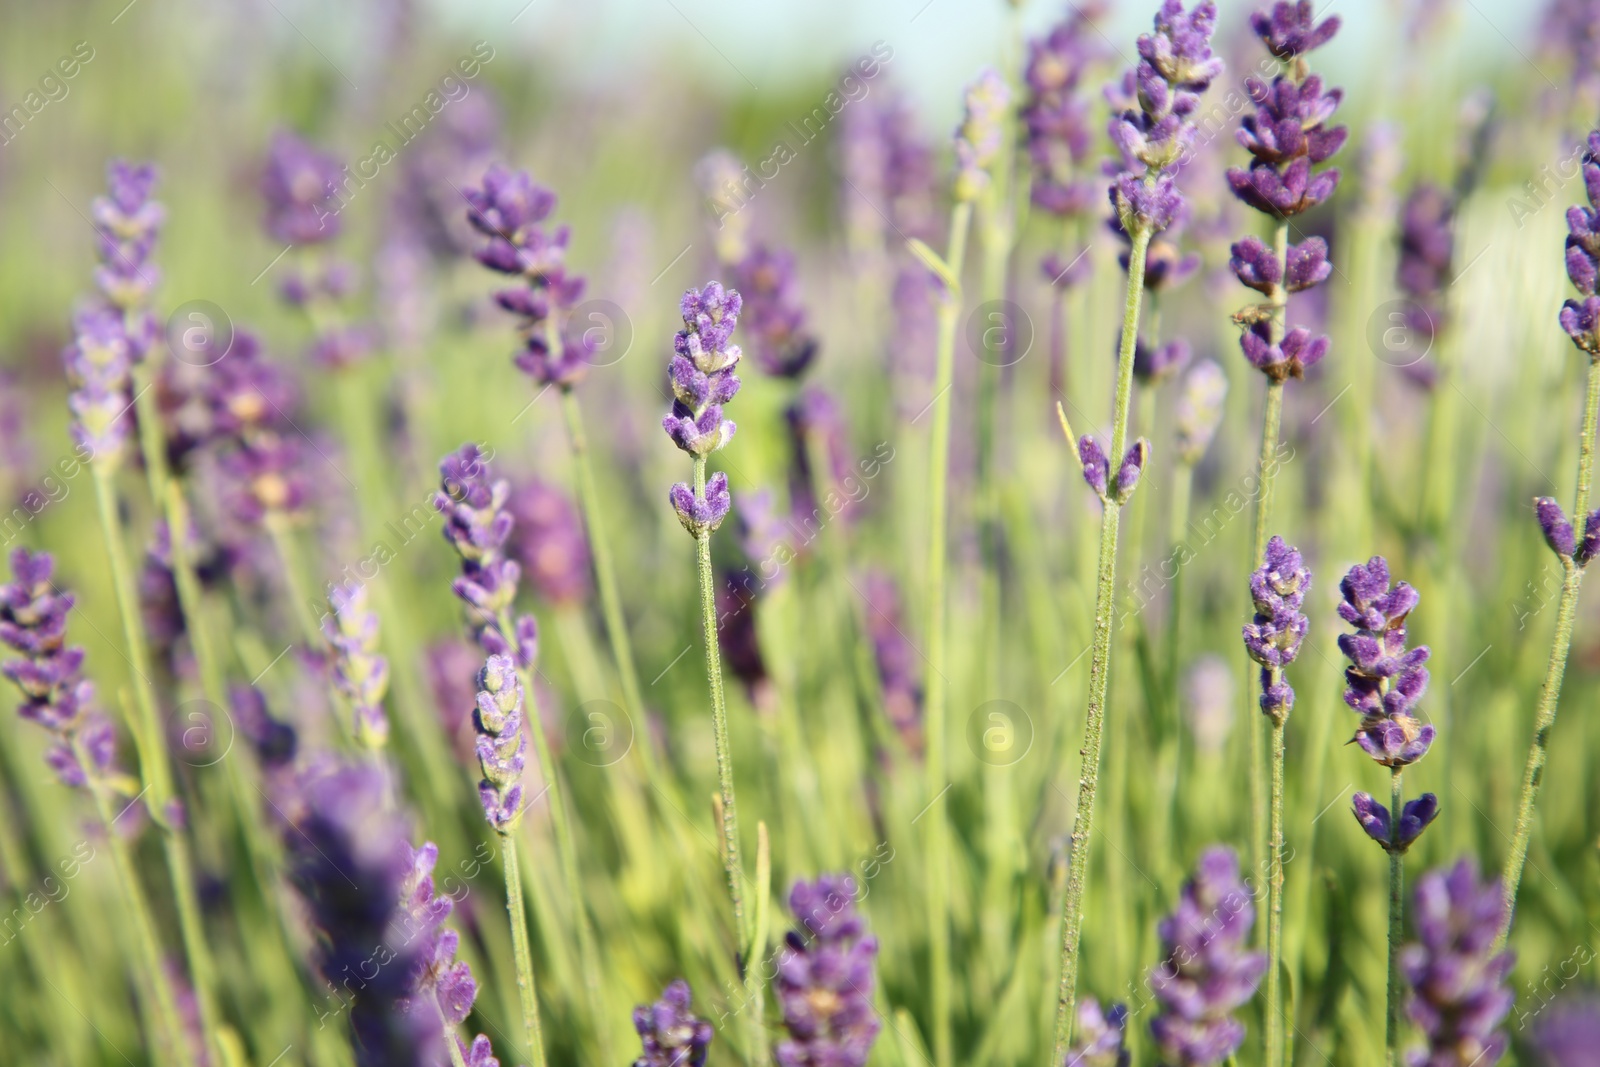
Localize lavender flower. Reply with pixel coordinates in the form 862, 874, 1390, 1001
774, 874, 882, 1067
1241, 535, 1310, 723
0, 549, 119, 788
398, 842, 499, 1065
1561, 132, 1600, 356
1066, 997, 1129, 1067
1237, 322, 1328, 381
1401, 859, 1514, 1067
91, 160, 165, 339
1533, 496, 1600, 566
260, 130, 344, 246
1351, 791, 1439, 853
716, 567, 767, 697
1532, 995, 1600, 1066
1074, 433, 1150, 505
1022, 5, 1106, 221
731, 245, 818, 379
62, 307, 135, 464
665, 282, 742, 537
1148, 847, 1267, 1065
1174, 360, 1228, 464
433, 444, 538, 664
954, 68, 1011, 202
632, 979, 713, 1067
1106, 1, 1223, 234
859, 570, 924, 756
1131, 335, 1192, 383
323, 584, 391, 748
473, 654, 527, 831
1396, 183, 1455, 350
508, 478, 592, 606
1337, 557, 1435, 766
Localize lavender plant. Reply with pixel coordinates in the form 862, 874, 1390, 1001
1401, 859, 1514, 1066
1049, 6, 1220, 1060
633, 979, 713, 1067
773, 874, 881, 1067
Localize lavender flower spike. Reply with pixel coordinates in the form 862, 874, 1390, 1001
774, 874, 882, 1067
632, 979, 713, 1067
1337, 556, 1436, 766
1402, 859, 1515, 1066
399, 842, 499, 1066
474, 654, 528, 832
953, 68, 1010, 202
1148, 847, 1267, 1065
323, 583, 391, 748
433, 444, 538, 664
666, 282, 743, 536
1242, 535, 1310, 724
1066, 998, 1130, 1067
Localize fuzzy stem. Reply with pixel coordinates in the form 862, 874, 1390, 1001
500, 833, 548, 1067
1386, 766, 1404, 1067
91, 465, 217, 1067
925, 198, 973, 1067
1266, 709, 1287, 1067
1498, 357, 1600, 948
1051, 221, 1152, 1063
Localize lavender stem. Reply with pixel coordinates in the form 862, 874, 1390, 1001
1498, 357, 1600, 948
1052, 220, 1152, 1063
500, 833, 549, 1067
1386, 765, 1404, 1067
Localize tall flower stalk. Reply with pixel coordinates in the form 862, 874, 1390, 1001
1337, 556, 1438, 1066
1048, 5, 1220, 1060
661, 281, 769, 1066
1499, 128, 1600, 950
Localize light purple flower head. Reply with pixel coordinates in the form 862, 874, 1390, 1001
1239, 322, 1328, 381
398, 841, 493, 1061
1337, 556, 1435, 766
774, 874, 882, 1067
1401, 859, 1514, 1067
1396, 183, 1455, 351
433, 445, 538, 664
954, 68, 1011, 202
667, 282, 743, 537
62, 307, 136, 464
633, 979, 713, 1067
1531, 994, 1600, 1066
473, 654, 527, 831
1023, 5, 1107, 224
1242, 536, 1310, 723
1250, 1, 1341, 59
1148, 846, 1267, 1065
1066, 997, 1130, 1066
261, 130, 344, 246
323, 583, 391, 749
92, 159, 165, 315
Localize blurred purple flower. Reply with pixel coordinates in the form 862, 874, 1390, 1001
633, 979, 713, 1067
774, 874, 882, 1067
261, 130, 345, 246
324, 583, 391, 748
1402, 859, 1514, 1067
508, 478, 592, 606
859, 570, 924, 756
732, 245, 819, 379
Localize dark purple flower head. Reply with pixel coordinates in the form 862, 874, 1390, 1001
1227, 158, 1340, 218
1148, 846, 1267, 1066
464, 165, 564, 276
434, 445, 536, 661
1537, 496, 1578, 558
1563, 132, 1600, 358
716, 566, 767, 696
474, 654, 527, 831
1401, 859, 1514, 1067
732, 245, 819, 379
669, 473, 732, 537
261, 130, 344, 246
1066, 997, 1130, 1067
1579, 508, 1600, 567
1132, 335, 1192, 383
1250, 1, 1341, 59
1113, 438, 1150, 503
633, 979, 713, 1067
775, 874, 881, 1067
1239, 322, 1328, 381
667, 282, 742, 538
1235, 76, 1346, 166
231, 684, 297, 768
1351, 791, 1439, 853
509, 479, 592, 606
1078, 435, 1110, 498
1337, 556, 1435, 766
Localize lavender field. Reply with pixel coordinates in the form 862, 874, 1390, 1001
2, 0, 1599, 1064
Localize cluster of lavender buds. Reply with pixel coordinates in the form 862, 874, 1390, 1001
1106, 1, 1223, 235
0, 549, 118, 788
508, 478, 592, 607
323, 584, 391, 748
665, 283, 742, 537
859, 570, 924, 756
1534, 495, 1600, 567
1396, 183, 1455, 358
63, 307, 136, 465
774, 874, 882, 1067
1065, 998, 1129, 1067
953, 68, 1010, 203
1226, 2, 1343, 381
1337, 557, 1435, 766
465, 165, 592, 389
1241, 536, 1309, 724
1173, 360, 1228, 464
91, 160, 164, 347
473, 654, 527, 832
433, 444, 538, 665
632, 979, 713, 1067
1401, 859, 1514, 1066
1560, 132, 1600, 356
1022, 4, 1105, 222
1352, 790, 1439, 854
730, 246, 818, 379
399, 843, 500, 1066
280, 761, 439, 1066
260, 130, 343, 246
1074, 432, 1148, 506
1147, 847, 1267, 1066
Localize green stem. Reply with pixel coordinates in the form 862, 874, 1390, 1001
500, 834, 548, 1067
1051, 221, 1152, 1064
1267, 710, 1286, 1067
1498, 357, 1600, 949
925, 198, 973, 1067
264, 513, 325, 647
91, 466, 213, 1067
1386, 767, 1404, 1067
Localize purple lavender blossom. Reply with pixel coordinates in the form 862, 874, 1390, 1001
508, 478, 592, 606
323, 584, 391, 748
217, 429, 313, 524
0, 549, 119, 788
954, 68, 1011, 202
139, 521, 184, 667
1131, 335, 1192, 384
1532, 995, 1600, 1066
433, 444, 538, 663
859, 570, 924, 756
774, 874, 882, 1067
1562, 132, 1600, 356
632, 979, 714, 1067
473, 654, 527, 831
1022, 5, 1106, 222
1241, 535, 1310, 723
1337, 557, 1435, 766
1106, 1, 1223, 234
1396, 183, 1455, 349
91, 160, 165, 331
62, 307, 135, 464
398, 842, 498, 1065
260, 130, 345, 246
1250, 1, 1341, 59
231, 683, 297, 768
1147, 847, 1267, 1065
1401, 859, 1514, 1067
1174, 360, 1228, 464
1351, 791, 1439, 853
666, 282, 743, 537
1226, 54, 1346, 218
1238, 322, 1328, 381
1066, 997, 1130, 1067
785, 387, 856, 523
1075, 433, 1151, 505
731, 245, 818, 379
